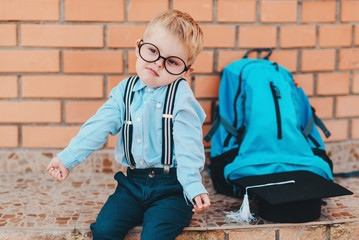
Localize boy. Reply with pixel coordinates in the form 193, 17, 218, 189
47, 9, 210, 240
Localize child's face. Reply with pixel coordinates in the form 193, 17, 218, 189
135, 26, 193, 88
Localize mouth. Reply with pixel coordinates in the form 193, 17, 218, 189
146, 67, 159, 77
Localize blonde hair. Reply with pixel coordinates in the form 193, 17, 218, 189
143, 9, 203, 66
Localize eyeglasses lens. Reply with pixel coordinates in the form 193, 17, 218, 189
139, 43, 186, 75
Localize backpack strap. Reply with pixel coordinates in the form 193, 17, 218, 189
122, 76, 139, 169
204, 105, 240, 142
302, 107, 331, 139
312, 107, 331, 138
243, 48, 273, 60
204, 105, 245, 145
162, 78, 184, 173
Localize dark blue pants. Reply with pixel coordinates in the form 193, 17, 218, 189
90, 168, 194, 240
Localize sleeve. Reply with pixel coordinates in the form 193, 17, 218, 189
173, 82, 208, 202
57, 81, 126, 171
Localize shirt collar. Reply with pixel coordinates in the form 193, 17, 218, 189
132, 78, 159, 92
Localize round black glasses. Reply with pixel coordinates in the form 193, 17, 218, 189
138, 40, 189, 75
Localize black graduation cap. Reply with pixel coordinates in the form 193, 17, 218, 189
228, 170, 353, 223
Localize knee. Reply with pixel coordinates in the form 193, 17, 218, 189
141, 225, 184, 240
91, 222, 125, 240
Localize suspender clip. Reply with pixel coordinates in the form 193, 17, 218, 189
124, 120, 132, 125
162, 114, 173, 119
163, 165, 170, 174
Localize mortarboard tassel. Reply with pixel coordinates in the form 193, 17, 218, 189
226, 180, 295, 222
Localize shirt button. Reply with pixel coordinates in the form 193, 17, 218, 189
137, 139, 142, 143
147, 88, 152, 92
139, 160, 144, 165
136, 117, 141, 122
156, 103, 161, 108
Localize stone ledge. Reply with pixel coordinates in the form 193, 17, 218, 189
1, 170, 359, 239
1, 141, 359, 174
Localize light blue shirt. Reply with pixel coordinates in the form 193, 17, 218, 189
58, 77, 208, 201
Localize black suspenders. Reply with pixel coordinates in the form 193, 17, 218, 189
122, 76, 139, 168
122, 76, 184, 172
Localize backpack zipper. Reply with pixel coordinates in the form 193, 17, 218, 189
270, 81, 282, 139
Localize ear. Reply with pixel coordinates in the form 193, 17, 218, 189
182, 67, 194, 78
135, 39, 141, 57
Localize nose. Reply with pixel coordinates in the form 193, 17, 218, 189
155, 56, 165, 68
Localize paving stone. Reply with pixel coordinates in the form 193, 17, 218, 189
279, 225, 327, 240
228, 228, 276, 240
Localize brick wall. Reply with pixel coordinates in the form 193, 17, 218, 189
0, 0, 358, 151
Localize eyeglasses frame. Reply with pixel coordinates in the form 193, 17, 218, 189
138, 40, 190, 76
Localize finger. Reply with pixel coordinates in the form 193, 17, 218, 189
195, 196, 203, 209
192, 205, 200, 212
202, 195, 211, 208
55, 171, 62, 181
49, 168, 58, 179
46, 163, 54, 171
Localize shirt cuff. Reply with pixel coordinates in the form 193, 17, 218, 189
57, 148, 81, 171
184, 182, 208, 204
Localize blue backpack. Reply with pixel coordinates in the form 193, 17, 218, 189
205, 49, 333, 196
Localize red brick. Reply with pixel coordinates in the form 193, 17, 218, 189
319, 26, 352, 48
355, 25, 359, 46
192, 51, 214, 74
293, 74, 314, 96
309, 97, 334, 119
280, 26, 316, 48
341, 0, 359, 22
0, 24, 17, 46
339, 49, 359, 70
353, 73, 359, 93
0, 76, 18, 98
63, 51, 123, 74
301, 50, 335, 72
352, 119, 359, 140
239, 26, 277, 48
0, 0, 59, 21
217, 0, 256, 23
217, 50, 248, 71
128, 0, 168, 22
322, 120, 348, 142
260, 0, 297, 23
173, 0, 213, 22
0, 101, 61, 123
194, 76, 220, 98
108, 26, 146, 48
0, 50, 59, 73
302, 1, 336, 23
270, 50, 298, 72
65, 101, 105, 123
201, 25, 236, 48
22, 126, 80, 148
336, 96, 359, 118
108, 76, 127, 97
317, 73, 350, 96
128, 51, 137, 74
21, 24, 103, 48
0, 126, 18, 148
22, 76, 104, 98
65, 0, 124, 22
198, 101, 212, 124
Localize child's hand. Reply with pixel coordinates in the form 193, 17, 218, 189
46, 156, 70, 182
192, 193, 211, 213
